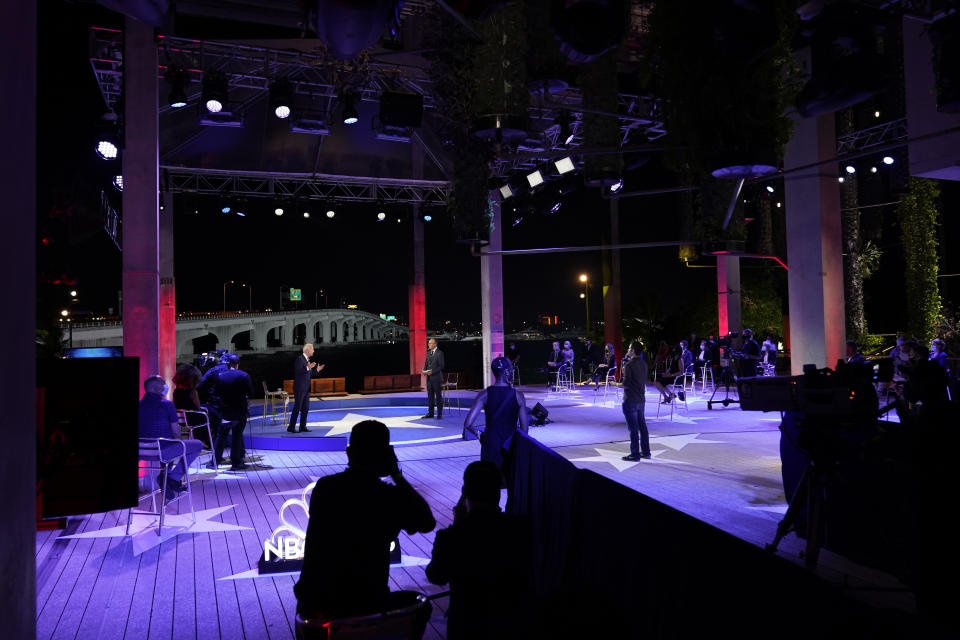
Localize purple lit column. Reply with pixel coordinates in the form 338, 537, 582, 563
0, 1, 36, 636
159, 189, 176, 392
716, 255, 741, 336
481, 190, 505, 387
409, 143, 427, 381
122, 17, 160, 388
784, 49, 845, 373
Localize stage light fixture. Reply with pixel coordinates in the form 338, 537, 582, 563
838, 176, 845, 183
112, 175, 123, 191
555, 156, 575, 174
549, 201, 562, 214
845, 165, 856, 174
236, 210, 246, 217
303, 212, 310, 218
165, 64, 189, 108
202, 71, 228, 114
377, 212, 386, 221
270, 78, 294, 119
96, 139, 119, 160
609, 178, 624, 193
870, 166, 877, 173
776, 202, 782, 208
874, 110, 881, 118
512, 216, 523, 227
423, 213, 432, 222
221, 205, 231, 214
500, 184, 515, 199
526, 170, 544, 188
883, 156, 894, 165
326, 209, 335, 219
341, 93, 359, 125
275, 207, 284, 216
766, 185, 775, 193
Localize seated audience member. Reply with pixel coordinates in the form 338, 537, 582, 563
138, 375, 203, 497
929, 338, 949, 370
653, 339, 670, 373
172, 363, 210, 446
654, 340, 692, 403
560, 340, 576, 374
589, 343, 616, 389
890, 335, 908, 381
544, 341, 561, 387
845, 340, 866, 364
426, 461, 532, 640
295, 421, 435, 632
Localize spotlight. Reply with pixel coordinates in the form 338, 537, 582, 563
342, 93, 359, 125
303, 212, 310, 218
270, 78, 294, 119
165, 64, 189, 108
500, 184, 515, 199
838, 176, 845, 183
609, 178, 624, 193
870, 166, 877, 173
765, 185, 775, 193
512, 216, 523, 227
95, 139, 119, 160
275, 207, 284, 216
526, 170, 544, 188
874, 110, 880, 118
326, 209, 335, 219
556, 110, 573, 146
549, 201, 562, 214
565, 133, 575, 145
776, 202, 782, 208
396, 217, 402, 223
423, 213, 433, 222
882, 156, 894, 165
377, 212, 386, 221
69, 290, 77, 297
112, 175, 123, 191
221, 205, 231, 214
579, 293, 585, 299
236, 210, 246, 217
845, 165, 856, 174
202, 71, 228, 114
60, 309, 69, 317
554, 156, 575, 175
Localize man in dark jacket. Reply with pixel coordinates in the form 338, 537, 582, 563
205, 353, 254, 470
288, 343, 326, 433
426, 461, 532, 640
422, 338, 445, 419
621, 341, 651, 461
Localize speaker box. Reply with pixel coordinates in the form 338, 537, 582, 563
530, 402, 550, 425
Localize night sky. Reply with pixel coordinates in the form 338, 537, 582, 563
38, 1, 960, 340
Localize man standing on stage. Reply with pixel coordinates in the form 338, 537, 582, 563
422, 338, 445, 419
289, 343, 325, 434
621, 341, 651, 462
211, 354, 254, 470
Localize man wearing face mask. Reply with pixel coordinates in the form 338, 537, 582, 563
138, 375, 204, 497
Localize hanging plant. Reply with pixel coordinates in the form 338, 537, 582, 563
896, 177, 942, 344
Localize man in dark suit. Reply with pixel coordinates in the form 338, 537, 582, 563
288, 343, 325, 433
208, 354, 254, 470
422, 338, 445, 419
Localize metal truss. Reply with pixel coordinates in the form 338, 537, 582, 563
163, 166, 450, 205
836, 117, 908, 155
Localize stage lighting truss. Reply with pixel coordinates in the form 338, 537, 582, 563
164, 167, 450, 206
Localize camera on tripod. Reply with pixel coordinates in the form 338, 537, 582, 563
195, 349, 232, 374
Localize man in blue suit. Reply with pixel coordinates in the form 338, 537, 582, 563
288, 343, 325, 433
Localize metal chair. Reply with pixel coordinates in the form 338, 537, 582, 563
177, 409, 214, 472
593, 367, 620, 404
554, 364, 575, 393
262, 381, 289, 425
674, 364, 697, 398
656, 376, 689, 421
127, 437, 195, 536
700, 365, 715, 393
442, 372, 461, 414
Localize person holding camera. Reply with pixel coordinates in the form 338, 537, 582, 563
204, 353, 253, 470
294, 420, 435, 633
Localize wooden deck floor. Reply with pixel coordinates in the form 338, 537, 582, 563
36, 388, 913, 639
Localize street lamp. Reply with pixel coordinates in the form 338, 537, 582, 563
578, 274, 589, 332
223, 280, 234, 311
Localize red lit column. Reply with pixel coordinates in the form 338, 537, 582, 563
481, 190, 505, 387
602, 199, 623, 364
409, 144, 427, 381
122, 17, 160, 389
784, 48, 845, 373
716, 255, 741, 336
0, 1, 36, 636
159, 189, 176, 391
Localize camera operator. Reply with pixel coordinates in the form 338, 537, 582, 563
198, 353, 253, 470
737, 329, 761, 377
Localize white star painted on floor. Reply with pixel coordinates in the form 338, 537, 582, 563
569, 447, 688, 472
651, 433, 725, 451
746, 504, 788, 516
307, 412, 442, 437
59, 505, 252, 555
650, 412, 719, 425
219, 555, 431, 581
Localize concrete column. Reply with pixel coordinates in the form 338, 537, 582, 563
602, 199, 623, 363
784, 64, 845, 373
251, 323, 267, 350
159, 189, 175, 389
716, 255, 741, 335
285, 320, 295, 346
0, 1, 36, 636
122, 17, 160, 388
481, 191, 505, 388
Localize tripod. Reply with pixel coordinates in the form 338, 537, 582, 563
707, 363, 740, 409
765, 455, 830, 569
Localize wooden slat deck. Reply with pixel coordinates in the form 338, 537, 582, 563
37, 389, 912, 639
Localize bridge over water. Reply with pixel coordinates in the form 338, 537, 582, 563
66, 309, 408, 356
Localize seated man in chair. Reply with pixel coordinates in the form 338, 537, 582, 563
138, 375, 204, 497
295, 420, 436, 634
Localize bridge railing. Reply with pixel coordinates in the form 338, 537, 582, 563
70, 308, 407, 329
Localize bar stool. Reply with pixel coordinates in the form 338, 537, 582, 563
555, 365, 575, 393
442, 372, 461, 414
593, 367, 620, 404
177, 409, 215, 473
656, 378, 689, 421
127, 437, 196, 536
700, 365, 715, 393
